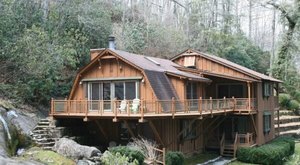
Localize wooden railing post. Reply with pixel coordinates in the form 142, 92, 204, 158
232, 96, 235, 111
127, 100, 130, 116
171, 97, 175, 119
67, 99, 70, 115
141, 99, 144, 121
113, 98, 117, 122
223, 97, 226, 113
85, 99, 88, 117
199, 97, 202, 115
51, 98, 54, 115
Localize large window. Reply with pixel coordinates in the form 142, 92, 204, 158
87, 81, 139, 110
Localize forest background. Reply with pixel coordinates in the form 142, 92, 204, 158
0, 0, 299, 107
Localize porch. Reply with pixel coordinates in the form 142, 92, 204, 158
50, 97, 257, 121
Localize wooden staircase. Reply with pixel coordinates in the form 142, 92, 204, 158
220, 133, 238, 157
30, 118, 63, 150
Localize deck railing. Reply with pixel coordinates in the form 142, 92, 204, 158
236, 132, 255, 147
51, 97, 257, 118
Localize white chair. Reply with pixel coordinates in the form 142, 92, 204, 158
131, 99, 140, 113
118, 100, 127, 113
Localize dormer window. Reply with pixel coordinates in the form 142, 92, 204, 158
184, 56, 196, 68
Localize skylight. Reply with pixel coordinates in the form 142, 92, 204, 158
144, 57, 160, 66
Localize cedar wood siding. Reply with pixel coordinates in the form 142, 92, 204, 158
70, 53, 156, 101
173, 54, 277, 146
173, 56, 255, 80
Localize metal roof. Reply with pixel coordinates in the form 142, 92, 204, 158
111, 49, 211, 82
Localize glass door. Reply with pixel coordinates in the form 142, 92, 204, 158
89, 83, 101, 111
103, 82, 112, 111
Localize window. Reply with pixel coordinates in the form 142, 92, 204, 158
87, 81, 139, 110
186, 82, 197, 99
180, 120, 196, 140
263, 112, 271, 134
184, 56, 196, 68
263, 82, 272, 97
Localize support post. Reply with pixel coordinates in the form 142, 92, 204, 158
223, 97, 226, 114
149, 120, 164, 146
113, 98, 118, 122
247, 81, 251, 112
277, 109, 280, 136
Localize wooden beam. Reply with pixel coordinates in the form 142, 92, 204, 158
95, 120, 108, 141
123, 120, 136, 138
247, 82, 251, 111
251, 114, 258, 136
203, 116, 221, 133
149, 120, 164, 146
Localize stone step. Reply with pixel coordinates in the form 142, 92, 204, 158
222, 154, 234, 157
275, 116, 300, 124
36, 141, 55, 146
42, 146, 53, 150
38, 122, 50, 125
35, 125, 56, 129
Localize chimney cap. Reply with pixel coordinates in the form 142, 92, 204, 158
108, 35, 115, 41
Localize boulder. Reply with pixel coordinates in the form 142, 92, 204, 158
0, 156, 43, 165
53, 138, 101, 160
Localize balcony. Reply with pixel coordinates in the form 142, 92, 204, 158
51, 98, 257, 121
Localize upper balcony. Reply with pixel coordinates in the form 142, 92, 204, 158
50, 97, 257, 122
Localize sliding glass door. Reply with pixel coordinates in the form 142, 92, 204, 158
88, 81, 139, 111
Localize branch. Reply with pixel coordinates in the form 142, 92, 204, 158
266, 1, 296, 26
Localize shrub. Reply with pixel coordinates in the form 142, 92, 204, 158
288, 100, 300, 110
293, 91, 300, 102
237, 137, 295, 165
109, 146, 144, 165
127, 137, 159, 161
100, 151, 138, 165
166, 151, 184, 165
279, 93, 291, 108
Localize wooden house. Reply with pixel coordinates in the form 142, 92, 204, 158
50, 44, 281, 157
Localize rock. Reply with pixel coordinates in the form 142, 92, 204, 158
77, 159, 97, 165
8, 109, 39, 135
0, 125, 7, 157
53, 138, 101, 160
0, 156, 43, 165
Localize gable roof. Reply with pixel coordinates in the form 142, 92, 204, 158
171, 49, 282, 83
69, 48, 210, 100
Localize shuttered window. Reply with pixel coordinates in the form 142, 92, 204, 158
184, 56, 196, 68
263, 112, 271, 134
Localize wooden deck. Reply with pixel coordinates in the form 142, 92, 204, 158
50, 98, 257, 121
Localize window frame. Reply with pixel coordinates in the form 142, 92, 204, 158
263, 112, 271, 134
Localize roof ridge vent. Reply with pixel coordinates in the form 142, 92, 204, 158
144, 56, 160, 66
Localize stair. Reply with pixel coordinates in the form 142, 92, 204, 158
30, 117, 63, 150
275, 110, 300, 137
222, 143, 235, 157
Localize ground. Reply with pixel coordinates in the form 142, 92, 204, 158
18, 147, 75, 165
184, 152, 219, 165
